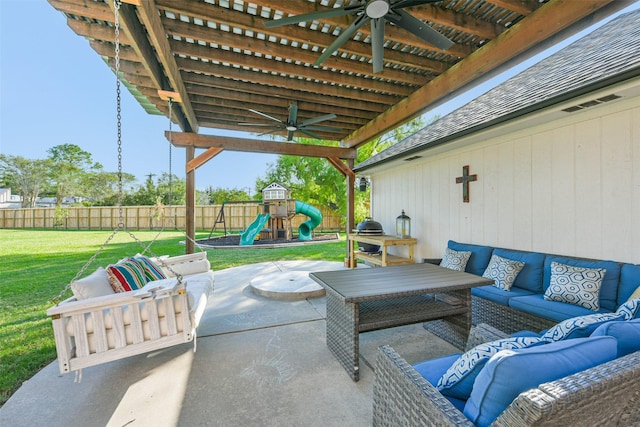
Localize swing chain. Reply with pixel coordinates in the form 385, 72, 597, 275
168, 98, 173, 211
115, 0, 124, 228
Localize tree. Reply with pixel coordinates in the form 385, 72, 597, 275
157, 172, 186, 205
47, 144, 98, 207
254, 117, 427, 225
0, 154, 52, 207
82, 171, 135, 206
203, 186, 251, 205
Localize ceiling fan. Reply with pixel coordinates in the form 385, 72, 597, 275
239, 104, 342, 141
264, 0, 454, 74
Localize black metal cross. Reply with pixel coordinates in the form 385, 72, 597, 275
455, 165, 477, 203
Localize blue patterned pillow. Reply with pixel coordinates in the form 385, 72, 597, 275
436, 337, 542, 399
440, 248, 472, 272
540, 312, 622, 342
544, 261, 606, 310
482, 254, 525, 291
616, 298, 640, 320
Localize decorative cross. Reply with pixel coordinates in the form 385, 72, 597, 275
455, 165, 477, 203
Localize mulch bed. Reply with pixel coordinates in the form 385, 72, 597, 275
197, 233, 340, 248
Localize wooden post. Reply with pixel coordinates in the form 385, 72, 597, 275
346, 158, 355, 265
186, 146, 195, 254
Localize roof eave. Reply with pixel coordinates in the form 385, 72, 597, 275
354, 66, 640, 173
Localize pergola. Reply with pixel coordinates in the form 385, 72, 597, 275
48, 0, 630, 253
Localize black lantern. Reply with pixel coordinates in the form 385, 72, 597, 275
396, 210, 411, 238
358, 177, 369, 192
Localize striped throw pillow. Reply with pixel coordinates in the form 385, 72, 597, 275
133, 255, 167, 281
107, 259, 148, 292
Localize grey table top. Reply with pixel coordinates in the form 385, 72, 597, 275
309, 263, 493, 303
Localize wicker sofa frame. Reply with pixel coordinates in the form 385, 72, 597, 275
373, 323, 640, 426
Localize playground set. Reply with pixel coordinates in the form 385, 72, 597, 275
208, 183, 322, 246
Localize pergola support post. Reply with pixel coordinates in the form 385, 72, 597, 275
346, 158, 355, 266
186, 146, 195, 253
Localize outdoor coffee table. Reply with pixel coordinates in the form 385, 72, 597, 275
309, 263, 493, 381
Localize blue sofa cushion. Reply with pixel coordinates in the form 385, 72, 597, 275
543, 256, 620, 312
447, 241, 493, 276
509, 294, 605, 323
544, 261, 606, 311
492, 248, 546, 293
436, 337, 542, 400
615, 298, 640, 320
472, 285, 535, 306
413, 353, 461, 386
440, 248, 472, 272
482, 254, 525, 291
413, 353, 464, 411
539, 312, 623, 341
617, 263, 640, 305
463, 336, 618, 427
591, 319, 640, 356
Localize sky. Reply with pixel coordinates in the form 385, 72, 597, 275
1, 1, 638, 192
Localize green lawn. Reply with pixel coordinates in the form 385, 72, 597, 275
0, 229, 346, 406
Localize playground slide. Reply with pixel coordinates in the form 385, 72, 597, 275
240, 213, 270, 246
295, 201, 322, 241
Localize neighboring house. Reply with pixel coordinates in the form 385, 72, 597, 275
0, 188, 23, 209
355, 10, 640, 264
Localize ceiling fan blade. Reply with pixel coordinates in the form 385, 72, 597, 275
302, 125, 343, 132
288, 104, 298, 125
287, 130, 295, 141
370, 18, 385, 73
392, 0, 441, 9
299, 113, 337, 127
315, 14, 370, 66
299, 129, 323, 140
386, 8, 454, 50
258, 128, 283, 137
238, 122, 280, 127
264, 5, 361, 28
249, 109, 284, 124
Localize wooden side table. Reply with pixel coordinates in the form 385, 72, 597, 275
347, 234, 417, 268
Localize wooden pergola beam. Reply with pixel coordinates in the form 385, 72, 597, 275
186, 147, 223, 173
342, 0, 618, 148
167, 132, 357, 160
134, 0, 199, 133
106, 1, 193, 132
327, 157, 356, 180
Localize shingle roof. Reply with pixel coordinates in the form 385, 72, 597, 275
355, 9, 640, 171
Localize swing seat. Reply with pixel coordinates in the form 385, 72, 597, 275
47, 252, 214, 375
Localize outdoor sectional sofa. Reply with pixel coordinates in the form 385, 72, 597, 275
423, 240, 640, 344
373, 322, 640, 426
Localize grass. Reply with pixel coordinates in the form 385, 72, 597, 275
0, 228, 346, 406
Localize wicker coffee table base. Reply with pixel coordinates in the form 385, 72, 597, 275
325, 287, 471, 381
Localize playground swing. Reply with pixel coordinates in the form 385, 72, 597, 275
47, 1, 213, 380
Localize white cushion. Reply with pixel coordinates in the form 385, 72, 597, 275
159, 258, 211, 277
70, 267, 115, 300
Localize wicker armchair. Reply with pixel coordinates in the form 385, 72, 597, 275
373, 324, 640, 426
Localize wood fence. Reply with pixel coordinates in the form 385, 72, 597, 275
0, 204, 343, 232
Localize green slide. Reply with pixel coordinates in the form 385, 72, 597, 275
296, 201, 322, 241
240, 213, 270, 246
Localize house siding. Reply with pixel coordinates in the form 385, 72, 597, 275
369, 96, 640, 264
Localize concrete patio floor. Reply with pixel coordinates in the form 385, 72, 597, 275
0, 260, 459, 427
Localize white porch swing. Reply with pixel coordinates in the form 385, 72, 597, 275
47, 1, 213, 379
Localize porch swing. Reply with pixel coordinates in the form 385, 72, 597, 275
46, 1, 214, 378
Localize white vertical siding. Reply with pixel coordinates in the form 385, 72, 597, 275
370, 96, 640, 264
